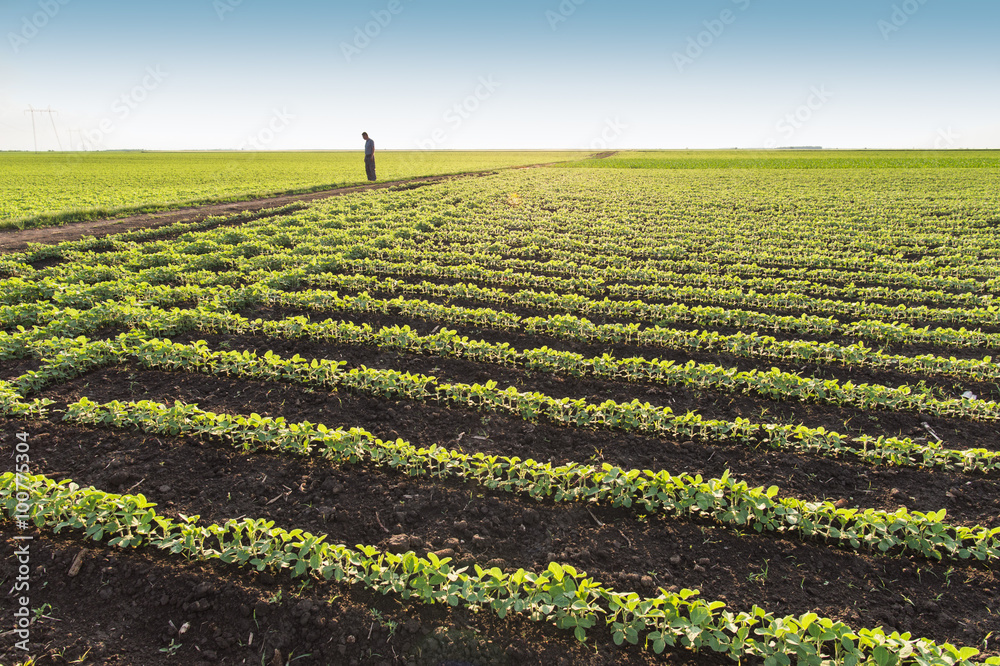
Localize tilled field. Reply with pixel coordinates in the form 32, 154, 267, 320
2, 165, 1000, 665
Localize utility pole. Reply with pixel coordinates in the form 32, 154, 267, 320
24, 106, 62, 151
24, 105, 37, 152
70, 128, 86, 151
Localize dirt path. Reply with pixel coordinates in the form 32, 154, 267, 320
0, 153, 617, 253
0, 173, 470, 253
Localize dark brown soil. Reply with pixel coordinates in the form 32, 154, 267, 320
0, 525, 698, 666
4, 350, 1000, 664
5, 288, 999, 662
0, 358, 41, 382
5, 353, 1000, 664
36, 363, 1000, 528
226, 307, 1000, 437
8, 321, 1000, 661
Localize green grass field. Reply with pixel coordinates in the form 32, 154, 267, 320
0, 150, 587, 230
561, 149, 1000, 169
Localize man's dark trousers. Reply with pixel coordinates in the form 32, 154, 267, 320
365, 155, 376, 181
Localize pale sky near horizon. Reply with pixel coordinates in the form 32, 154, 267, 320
1, 0, 998, 151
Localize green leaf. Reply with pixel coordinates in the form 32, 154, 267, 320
872, 646, 897, 666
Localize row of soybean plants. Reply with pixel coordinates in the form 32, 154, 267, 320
17, 202, 1000, 319
7, 168, 1000, 288
4, 288, 1000, 449
3, 322, 999, 666
5, 262, 1000, 357
7, 257, 1000, 352
6, 224, 1000, 346
2, 329, 999, 661
4, 276, 1000, 435
4, 299, 999, 472
24, 235, 999, 311
4, 468, 994, 665
429, 169, 1000, 274
4, 329, 1000, 554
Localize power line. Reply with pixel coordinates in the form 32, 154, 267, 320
69, 128, 88, 151
24, 105, 37, 151
24, 106, 62, 151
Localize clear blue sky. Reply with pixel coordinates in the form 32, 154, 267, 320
1, 0, 998, 150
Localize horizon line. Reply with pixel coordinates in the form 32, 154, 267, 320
3, 147, 1000, 153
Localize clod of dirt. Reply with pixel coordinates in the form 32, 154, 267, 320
386, 534, 411, 553
190, 582, 214, 599
321, 477, 344, 494
184, 598, 212, 612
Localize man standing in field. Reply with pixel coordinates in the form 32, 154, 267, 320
362, 132, 376, 181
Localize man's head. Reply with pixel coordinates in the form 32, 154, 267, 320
362, 132, 369, 139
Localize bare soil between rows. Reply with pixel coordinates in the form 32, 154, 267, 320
151, 328, 1000, 462
5, 363, 1000, 663
342, 286, 1000, 342
237, 305, 1000, 410
4, 354, 1000, 664
35, 362, 1000, 527
0, 524, 692, 666
4, 306, 1000, 662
